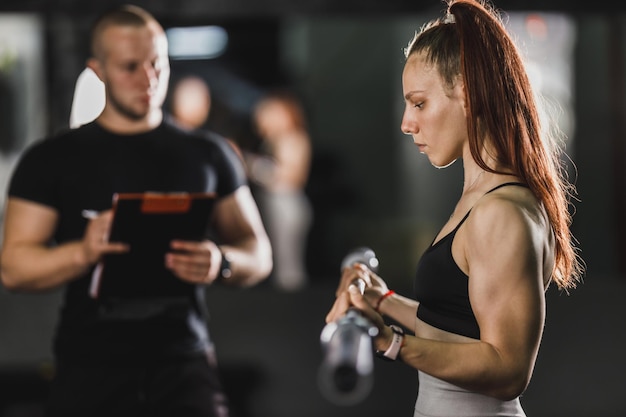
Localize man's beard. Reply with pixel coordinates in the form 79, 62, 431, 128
107, 91, 149, 121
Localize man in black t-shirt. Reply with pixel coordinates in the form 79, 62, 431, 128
0, 5, 272, 417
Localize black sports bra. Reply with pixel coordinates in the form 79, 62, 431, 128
413, 182, 528, 339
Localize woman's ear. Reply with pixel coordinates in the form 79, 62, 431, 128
453, 75, 467, 112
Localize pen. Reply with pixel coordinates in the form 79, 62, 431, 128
81, 210, 100, 220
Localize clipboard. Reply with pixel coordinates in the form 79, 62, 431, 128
89, 192, 216, 300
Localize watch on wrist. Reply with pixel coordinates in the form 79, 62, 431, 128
376, 324, 404, 361
219, 249, 232, 279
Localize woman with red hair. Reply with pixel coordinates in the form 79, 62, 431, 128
326, 1, 584, 415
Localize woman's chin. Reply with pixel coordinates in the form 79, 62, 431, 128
431, 158, 457, 169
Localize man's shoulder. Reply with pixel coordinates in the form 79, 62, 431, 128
46, 122, 97, 143
161, 118, 230, 150
162, 117, 219, 139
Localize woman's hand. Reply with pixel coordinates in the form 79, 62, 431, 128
326, 281, 395, 352
335, 263, 390, 309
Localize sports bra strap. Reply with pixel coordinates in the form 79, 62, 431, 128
485, 181, 528, 194
453, 182, 528, 233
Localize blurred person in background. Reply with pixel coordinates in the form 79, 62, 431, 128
246, 90, 313, 291
168, 74, 248, 181
169, 74, 212, 131
0, 5, 272, 417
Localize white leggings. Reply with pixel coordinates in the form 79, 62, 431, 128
414, 371, 526, 417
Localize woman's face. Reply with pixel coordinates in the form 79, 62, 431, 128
400, 52, 468, 168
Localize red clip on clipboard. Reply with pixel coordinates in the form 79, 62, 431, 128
89, 192, 216, 299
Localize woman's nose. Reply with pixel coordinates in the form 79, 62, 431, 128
400, 115, 416, 135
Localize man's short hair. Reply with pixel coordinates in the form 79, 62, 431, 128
89, 5, 161, 59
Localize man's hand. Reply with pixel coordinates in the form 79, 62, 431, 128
81, 210, 129, 264
165, 239, 222, 285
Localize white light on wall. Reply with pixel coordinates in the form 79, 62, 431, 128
166, 26, 228, 60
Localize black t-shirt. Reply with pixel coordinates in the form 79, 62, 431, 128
8, 118, 247, 362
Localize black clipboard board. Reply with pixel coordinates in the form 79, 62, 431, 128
89, 192, 216, 300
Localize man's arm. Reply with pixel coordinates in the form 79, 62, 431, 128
0, 197, 128, 291
166, 186, 273, 287
212, 185, 273, 286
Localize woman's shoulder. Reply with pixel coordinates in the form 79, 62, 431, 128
468, 183, 549, 236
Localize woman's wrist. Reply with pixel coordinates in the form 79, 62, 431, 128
375, 324, 405, 361
375, 289, 395, 313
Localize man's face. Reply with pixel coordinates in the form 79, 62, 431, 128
96, 24, 170, 121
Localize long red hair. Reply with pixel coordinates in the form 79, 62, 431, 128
405, 0, 584, 290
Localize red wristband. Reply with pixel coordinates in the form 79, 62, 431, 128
375, 290, 395, 312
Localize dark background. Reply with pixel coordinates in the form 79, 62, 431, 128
0, 1, 625, 416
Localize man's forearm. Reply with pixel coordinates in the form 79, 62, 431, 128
0, 241, 91, 291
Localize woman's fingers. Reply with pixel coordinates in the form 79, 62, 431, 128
326, 290, 351, 323
336, 264, 371, 296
